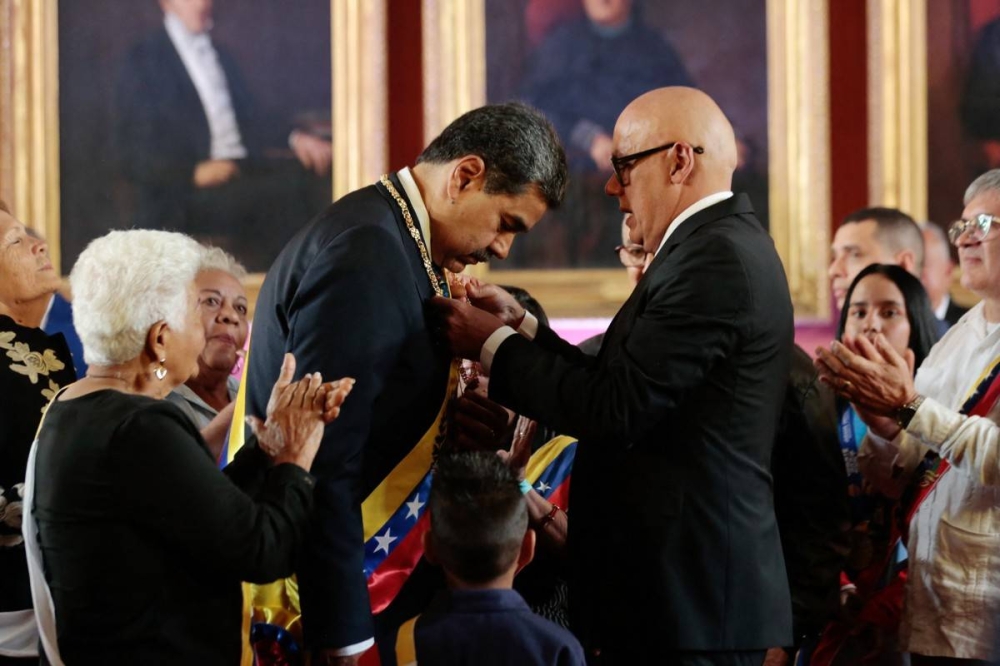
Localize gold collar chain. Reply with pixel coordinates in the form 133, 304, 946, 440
380, 174, 447, 298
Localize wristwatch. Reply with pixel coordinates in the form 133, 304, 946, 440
894, 394, 925, 429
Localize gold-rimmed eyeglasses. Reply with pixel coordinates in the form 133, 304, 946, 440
948, 213, 999, 246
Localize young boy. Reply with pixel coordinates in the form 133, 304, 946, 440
393, 451, 585, 666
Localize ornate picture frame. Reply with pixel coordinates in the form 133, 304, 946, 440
422, 0, 832, 320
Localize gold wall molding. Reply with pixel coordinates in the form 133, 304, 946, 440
867, 0, 927, 219
421, 0, 485, 142
423, 0, 831, 319
767, 0, 831, 319
333, 0, 388, 199
0, 0, 60, 269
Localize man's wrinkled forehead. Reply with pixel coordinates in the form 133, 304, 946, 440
613, 113, 661, 154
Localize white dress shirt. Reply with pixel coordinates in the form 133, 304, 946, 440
164, 12, 247, 160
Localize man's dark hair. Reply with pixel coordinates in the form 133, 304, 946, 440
841, 206, 925, 273
429, 452, 527, 585
836, 263, 941, 371
416, 102, 568, 209
498, 285, 549, 329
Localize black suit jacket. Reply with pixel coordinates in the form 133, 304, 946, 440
113, 27, 281, 228
489, 195, 793, 658
246, 175, 452, 651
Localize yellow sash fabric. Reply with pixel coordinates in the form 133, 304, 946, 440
395, 615, 419, 666
229, 355, 457, 654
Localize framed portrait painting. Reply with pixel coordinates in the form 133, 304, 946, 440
0, 0, 386, 292
423, 0, 832, 319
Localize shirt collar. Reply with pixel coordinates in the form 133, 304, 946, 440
396, 167, 433, 258
934, 294, 950, 321
654, 191, 734, 257
164, 11, 210, 51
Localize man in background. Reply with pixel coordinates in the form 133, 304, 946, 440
828, 207, 924, 310
920, 221, 968, 330
115, 0, 332, 269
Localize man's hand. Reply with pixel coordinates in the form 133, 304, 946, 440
291, 131, 333, 176
449, 377, 514, 452
193, 159, 240, 188
428, 296, 506, 359
465, 280, 525, 328
814, 334, 917, 437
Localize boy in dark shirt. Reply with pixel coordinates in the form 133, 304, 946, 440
392, 452, 585, 666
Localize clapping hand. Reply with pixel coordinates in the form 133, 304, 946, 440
814, 333, 917, 438
248, 353, 355, 470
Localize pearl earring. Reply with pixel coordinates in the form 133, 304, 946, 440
155, 359, 167, 381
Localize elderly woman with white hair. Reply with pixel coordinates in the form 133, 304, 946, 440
25, 230, 354, 665
166, 246, 250, 461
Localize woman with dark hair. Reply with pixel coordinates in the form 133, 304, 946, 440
812, 263, 940, 666
836, 263, 941, 373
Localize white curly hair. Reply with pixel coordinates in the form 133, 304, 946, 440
198, 245, 247, 282
70, 230, 205, 366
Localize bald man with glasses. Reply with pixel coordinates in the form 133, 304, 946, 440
432, 87, 793, 666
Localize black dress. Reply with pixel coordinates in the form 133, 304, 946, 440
33, 391, 314, 665
0, 315, 76, 621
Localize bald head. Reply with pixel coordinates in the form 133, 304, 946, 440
618, 87, 738, 186
606, 87, 739, 253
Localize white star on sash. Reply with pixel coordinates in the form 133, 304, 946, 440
405, 495, 425, 520
536, 481, 551, 493
374, 529, 398, 555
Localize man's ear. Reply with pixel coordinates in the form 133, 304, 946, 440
517, 528, 536, 570
448, 156, 487, 199
669, 143, 698, 184
896, 250, 919, 277
422, 529, 439, 565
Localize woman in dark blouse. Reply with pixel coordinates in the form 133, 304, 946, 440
0, 200, 76, 665
27, 229, 354, 665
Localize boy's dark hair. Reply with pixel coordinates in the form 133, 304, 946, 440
429, 451, 528, 584
416, 102, 568, 209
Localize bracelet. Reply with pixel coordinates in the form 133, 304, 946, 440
518, 479, 532, 495
537, 502, 561, 529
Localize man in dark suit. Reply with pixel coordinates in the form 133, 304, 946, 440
245, 102, 567, 665
432, 87, 793, 665
114, 0, 332, 269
